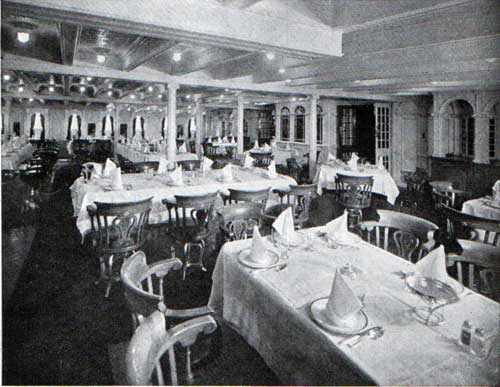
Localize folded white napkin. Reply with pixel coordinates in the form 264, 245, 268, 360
263, 143, 271, 151
323, 269, 364, 327
327, 152, 336, 162
246, 226, 276, 266
169, 165, 183, 185
110, 167, 123, 190
253, 140, 259, 149
377, 156, 385, 170
178, 142, 187, 153
221, 164, 233, 182
202, 156, 213, 171
231, 137, 236, 144
285, 142, 291, 150
270, 139, 277, 148
325, 212, 360, 244
347, 154, 359, 171
221, 136, 227, 143
267, 160, 278, 178
207, 138, 212, 144
83, 162, 103, 177
493, 180, 500, 202
216, 136, 221, 143
272, 207, 297, 245
243, 153, 254, 168
66, 141, 73, 155
158, 157, 168, 174
415, 245, 449, 283
103, 158, 117, 177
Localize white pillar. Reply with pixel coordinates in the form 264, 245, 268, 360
3, 97, 12, 140
275, 110, 281, 141
113, 105, 121, 163
167, 83, 178, 161
474, 114, 490, 164
309, 95, 318, 179
237, 94, 244, 154
195, 96, 203, 158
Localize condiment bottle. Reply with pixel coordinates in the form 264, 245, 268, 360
460, 320, 472, 347
471, 328, 488, 358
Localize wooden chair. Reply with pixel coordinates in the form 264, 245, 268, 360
354, 210, 439, 262
431, 181, 468, 209
162, 192, 218, 279
221, 187, 270, 206
249, 151, 273, 168
121, 251, 212, 329
447, 240, 500, 302
133, 161, 159, 173
263, 184, 317, 230
177, 160, 201, 171
87, 197, 152, 297
398, 171, 428, 212
335, 173, 374, 227
217, 203, 263, 241
126, 310, 217, 385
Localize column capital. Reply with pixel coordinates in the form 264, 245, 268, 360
167, 83, 179, 91
308, 93, 320, 101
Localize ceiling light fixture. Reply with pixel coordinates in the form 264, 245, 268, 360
127, 107, 131, 111
29, 98, 34, 102
130, 94, 135, 99
107, 91, 113, 97
17, 32, 30, 43
278, 67, 286, 74
291, 97, 297, 102
79, 86, 86, 93
266, 52, 275, 60
48, 86, 55, 92
186, 94, 191, 99
220, 94, 224, 98
107, 82, 113, 89
18, 86, 24, 92
86, 77, 93, 81
3, 74, 11, 81
158, 94, 163, 99
97, 54, 106, 63
173, 52, 182, 62
147, 86, 154, 92
285, 79, 291, 83
224, 88, 229, 92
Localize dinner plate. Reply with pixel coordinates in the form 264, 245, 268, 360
405, 274, 461, 302
238, 248, 280, 269
309, 298, 368, 335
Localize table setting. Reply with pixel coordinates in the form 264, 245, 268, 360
462, 180, 500, 221
209, 210, 500, 385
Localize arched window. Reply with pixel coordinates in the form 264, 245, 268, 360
102, 115, 114, 138
133, 116, 145, 138
30, 113, 45, 140
281, 107, 290, 141
67, 114, 82, 140
443, 100, 474, 157
489, 102, 500, 159
294, 106, 305, 142
317, 105, 323, 144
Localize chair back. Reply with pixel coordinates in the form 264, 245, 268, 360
178, 160, 201, 171
173, 192, 218, 230
133, 162, 159, 173
335, 173, 374, 210
217, 203, 263, 241
355, 209, 438, 261
126, 311, 217, 385
87, 197, 152, 256
250, 151, 273, 167
227, 187, 270, 206
447, 240, 500, 302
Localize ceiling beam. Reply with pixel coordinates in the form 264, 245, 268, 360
3, 0, 342, 59
122, 37, 179, 71
217, 0, 263, 9
171, 48, 253, 76
57, 23, 81, 65
62, 75, 71, 96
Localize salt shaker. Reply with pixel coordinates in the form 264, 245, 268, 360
471, 328, 488, 358
460, 320, 472, 347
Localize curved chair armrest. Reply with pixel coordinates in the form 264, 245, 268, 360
144, 258, 183, 279
164, 305, 213, 320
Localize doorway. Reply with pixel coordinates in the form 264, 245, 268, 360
337, 105, 375, 163
13, 122, 21, 136
87, 123, 96, 137
120, 124, 127, 138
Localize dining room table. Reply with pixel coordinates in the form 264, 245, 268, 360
1, 142, 34, 170
71, 166, 296, 237
462, 197, 500, 221
208, 229, 500, 386
115, 143, 198, 163
314, 160, 400, 205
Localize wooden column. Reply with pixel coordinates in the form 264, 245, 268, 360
237, 94, 244, 154
309, 94, 318, 179
195, 96, 203, 158
167, 83, 178, 161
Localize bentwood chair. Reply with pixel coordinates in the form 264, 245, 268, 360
87, 197, 152, 297
221, 187, 270, 206
398, 171, 428, 212
162, 192, 218, 279
447, 240, 500, 302
133, 162, 159, 173
126, 310, 217, 385
177, 160, 201, 171
354, 210, 438, 262
335, 174, 374, 227
250, 151, 273, 168
217, 203, 263, 242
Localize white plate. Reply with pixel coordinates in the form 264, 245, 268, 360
309, 298, 368, 335
405, 273, 463, 300
238, 248, 280, 269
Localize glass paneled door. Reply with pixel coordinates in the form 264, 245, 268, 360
375, 104, 392, 171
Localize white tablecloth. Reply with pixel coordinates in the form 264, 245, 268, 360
115, 143, 198, 163
1, 144, 34, 170
314, 162, 400, 205
209, 229, 499, 385
462, 198, 500, 221
71, 167, 296, 236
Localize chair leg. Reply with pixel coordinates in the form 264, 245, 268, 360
182, 241, 207, 280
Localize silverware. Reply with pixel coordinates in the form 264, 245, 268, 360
337, 326, 383, 345
347, 327, 384, 348
252, 262, 288, 272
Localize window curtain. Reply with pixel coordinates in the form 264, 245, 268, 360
133, 116, 145, 138
67, 114, 82, 140
30, 113, 45, 140
161, 117, 167, 139
102, 116, 114, 137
